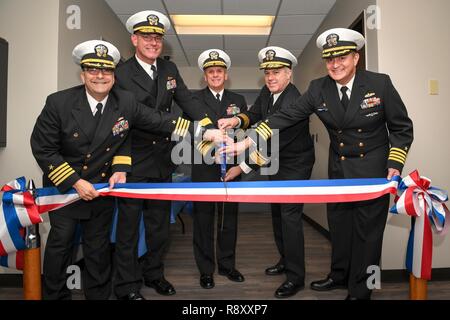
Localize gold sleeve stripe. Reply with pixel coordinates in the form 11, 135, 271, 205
256, 124, 270, 139
196, 141, 207, 153
51, 166, 73, 183
255, 127, 270, 141
388, 155, 406, 164
389, 151, 406, 161
180, 118, 191, 137
256, 122, 273, 141
196, 140, 210, 151
259, 122, 273, 136
390, 147, 408, 156
174, 117, 183, 136
199, 117, 213, 127
197, 141, 214, 156
249, 151, 268, 167
54, 169, 76, 186
237, 113, 250, 129
48, 162, 70, 179
112, 156, 132, 166
174, 118, 190, 137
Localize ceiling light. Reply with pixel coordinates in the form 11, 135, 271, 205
171, 15, 274, 35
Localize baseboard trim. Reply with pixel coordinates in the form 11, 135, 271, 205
0, 274, 23, 287
1, 269, 449, 288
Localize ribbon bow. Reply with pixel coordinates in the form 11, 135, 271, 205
0, 177, 42, 257
390, 170, 449, 280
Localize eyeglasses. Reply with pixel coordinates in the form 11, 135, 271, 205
83, 68, 114, 76
137, 33, 164, 44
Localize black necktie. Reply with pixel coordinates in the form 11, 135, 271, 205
94, 103, 103, 124
151, 64, 158, 80
268, 94, 274, 113
150, 65, 158, 97
340, 86, 349, 111
89, 103, 103, 141
215, 93, 221, 102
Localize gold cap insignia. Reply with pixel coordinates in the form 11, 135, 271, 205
147, 14, 159, 26
95, 44, 108, 58
209, 51, 219, 60
265, 49, 275, 61
326, 33, 339, 47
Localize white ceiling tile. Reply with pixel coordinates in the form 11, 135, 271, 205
105, 0, 166, 15
279, 0, 336, 15
271, 15, 325, 35
106, 0, 335, 68
224, 36, 268, 50
223, 0, 280, 14
267, 34, 311, 50
164, 0, 221, 14
227, 52, 261, 67
178, 35, 223, 50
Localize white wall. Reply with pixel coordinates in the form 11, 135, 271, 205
0, 0, 60, 273
58, 0, 134, 89
0, 0, 131, 274
377, 0, 450, 269
294, 0, 378, 230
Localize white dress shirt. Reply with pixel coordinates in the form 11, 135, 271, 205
135, 54, 158, 80
209, 88, 224, 101
86, 91, 108, 116
336, 74, 355, 100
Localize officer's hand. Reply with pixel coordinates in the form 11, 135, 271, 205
218, 117, 239, 130
387, 168, 400, 180
109, 172, 127, 189
224, 166, 243, 182
203, 129, 233, 145
219, 138, 252, 156
73, 179, 100, 201
214, 151, 227, 165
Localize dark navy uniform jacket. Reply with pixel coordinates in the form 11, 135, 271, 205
253, 70, 413, 178
115, 56, 211, 178
30, 85, 184, 218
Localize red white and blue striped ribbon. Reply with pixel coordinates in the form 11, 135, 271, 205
390, 170, 449, 280
0, 250, 24, 270
2, 172, 448, 280
34, 177, 400, 212
0, 177, 42, 258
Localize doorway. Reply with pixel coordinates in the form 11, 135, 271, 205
350, 12, 366, 71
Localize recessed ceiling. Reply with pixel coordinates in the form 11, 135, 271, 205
105, 0, 336, 67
